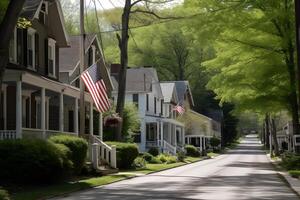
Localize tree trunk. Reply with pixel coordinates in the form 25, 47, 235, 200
265, 114, 270, 148
295, 0, 300, 120
115, 0, 131, 141
271, 118, 280, 156
0, 0, 26, 128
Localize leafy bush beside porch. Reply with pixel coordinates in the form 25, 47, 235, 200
0, 188, 10, 200
49, 135, 88, 174
0, 139, 70, 183
106, 142, 139, 169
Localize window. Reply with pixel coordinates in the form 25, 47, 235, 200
27, 28, 36, 69
154, 97, 157, 114
39, 2, 48, 24
9, 28, 17, 63
133, 94, 139, 107
48, 38, 56, 77
146, 94, 149, 111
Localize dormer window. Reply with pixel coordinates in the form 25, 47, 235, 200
48, 38, 56, 77
39, 2, 48, 24
27, 28, 36, 70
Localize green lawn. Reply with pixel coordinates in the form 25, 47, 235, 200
12, 174, 134, 200
11, 156, 205, 200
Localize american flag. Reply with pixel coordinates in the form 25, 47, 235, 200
173, 104, 185, 115
81, 63, 111, 113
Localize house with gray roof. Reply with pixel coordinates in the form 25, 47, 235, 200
164, 81, 222, 152
111, 66, 185, 154
0, 0, 116, 169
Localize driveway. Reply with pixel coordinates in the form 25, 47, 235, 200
54, 135, 299, 200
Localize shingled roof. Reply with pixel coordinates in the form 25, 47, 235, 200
162, 81, 194, 106
111, 67, 163, 98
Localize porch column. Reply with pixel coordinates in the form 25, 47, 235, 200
74, 98, 79, 134
168, 123, 171, 144
156, 121, 160, 146
141, 122, 146, 152
174, 126, 177, 147
89, 102, 93, 135
59, 93, 64, 132
200, 137, 203, 152
182, 127, 185, 146
160, 121, 164, 146
16, 81, 22, 138
41, 88, 46, 137
3, 85, 7, 130
98, 112, 103, 140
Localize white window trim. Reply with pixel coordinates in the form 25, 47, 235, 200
27, 28, 36, 70
9, 27, 17, 64
48, 38, 56, 78
34, 1, 48, 21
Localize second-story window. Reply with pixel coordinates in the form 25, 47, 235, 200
133, 94, 139, 108
27, 28, 36, 70
154, 97, 157, 114
146, 94, 149, 111
9, 28, 17, 63
39, 2, 48, 25
48, 38, 56, 77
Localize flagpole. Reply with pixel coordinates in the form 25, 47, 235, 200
79, 0, 86, 137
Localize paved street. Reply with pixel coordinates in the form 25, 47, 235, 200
54, 135, 299, 200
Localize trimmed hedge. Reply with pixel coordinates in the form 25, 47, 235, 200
148, 147, 159, 156
0, 139, 68, 183
0, 189, 10, 200
49, 135, 88, 174
106, 142, 139, 169
185, 145, 200, 157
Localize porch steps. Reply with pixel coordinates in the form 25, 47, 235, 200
86, 161, 119, 176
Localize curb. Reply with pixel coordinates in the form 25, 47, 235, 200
266, 154, 300, 197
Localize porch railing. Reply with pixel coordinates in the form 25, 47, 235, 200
163, 140, 176, 155
90, 135, 117, 169
0, 130, 17, 140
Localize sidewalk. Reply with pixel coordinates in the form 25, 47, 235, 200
267, 154, 300, 196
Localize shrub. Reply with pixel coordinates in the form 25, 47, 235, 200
210, 137, 221, 149
281, 152, 300, 170
166, 156, 177, 164
289, 170, 300, 178
177, 151, 185, 162
0, 189, 10, 200
148, 147, 159, 156
157, 154, 167, 163
148, 156, 162, 164
142, 152, 154, 162
106, 142, 139, 169
0, 139, 67, 183
122, 103, 141, 141
185, 145, 200, 157
133, 157, 146, 169
49, 135, 88, 174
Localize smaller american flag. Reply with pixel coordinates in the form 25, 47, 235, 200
173, 104, 185, 115
81, 63, 111, 113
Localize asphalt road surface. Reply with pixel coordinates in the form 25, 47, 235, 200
54, 135, 299, 200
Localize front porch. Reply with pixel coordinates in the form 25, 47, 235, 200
185, 135, 211, 152
142, 116, 185, 155
0, 69, 103, 140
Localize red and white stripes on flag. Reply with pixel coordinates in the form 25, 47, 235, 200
80, 63, 111, 113
173, 104, 185, 115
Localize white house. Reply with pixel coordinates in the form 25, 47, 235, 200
111, 66, 184, 154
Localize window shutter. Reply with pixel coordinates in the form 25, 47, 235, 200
23, 29, 28, 67
16, 28, 22, 64
35, 33, 39, 69
44, 38, 48, 75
